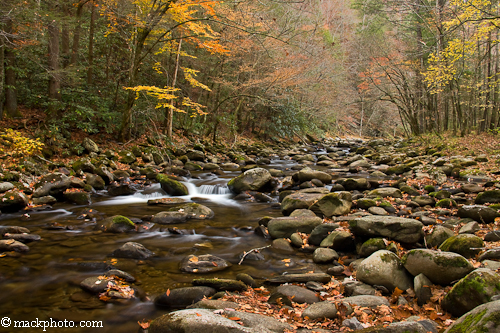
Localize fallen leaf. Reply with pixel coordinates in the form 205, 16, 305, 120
137, 320, 150, 329
190, 256, 199, 263
229, 317, 241, 321
166, 289, 170, 296
196, 313, 202, 317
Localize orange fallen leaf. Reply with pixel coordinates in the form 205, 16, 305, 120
137, 320, 150, 329
196, 313, 202, 316
190, 256, 199, 263
166, 289, 170, 296
229, 317, 241, 321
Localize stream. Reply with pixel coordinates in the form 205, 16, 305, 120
0, 154, 335, 332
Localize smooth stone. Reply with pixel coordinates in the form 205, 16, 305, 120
302, 301, 337, 319
349, 216, 424, 243
275, 285, 320, 304
267, 273, 331, 284
109, 242, 153, 259
154, 286, 217, 309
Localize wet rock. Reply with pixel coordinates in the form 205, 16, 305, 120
309, 192, 352, 218
320, 231, 354, 250
227, 168, 272, 194
180, 254, 231, 273
275, 285, 319, 304
63, 190, 91, 205
85, 173, 105, 190
187, 299, 240, 310
109, 242, 153, 259
458, 205, 500, 223
349, 216, 424, 244
0, 239, 29, 252
0, 189, 28, 212
0, 226, 30, 235
236, 273, 257, 287
3, 233, 41, 243
267, 273, 331, 284
290, 233, 304, 247
402, 249, 474, 285
442, 268, 500, 317
438, 234, 484, 258
367, 187, 403, 198
444, 300, 500, 333
156, 174, 189, 196
154, 287, 216, 309
80, 276, 109, 294
271, 238, 294, 253
97, 215, 135, 233
167, 203, 214, 219
485, 231, 500, 241
107, 182, 137, 196
192, 278, 247, 291
302, 301, 337, 319
32, 195, 57, 205
356, 250, 413, 292
147, 197, 186, 205
105, 269, 135, 282
152, 211, 188, 224
297, 167, 332, 184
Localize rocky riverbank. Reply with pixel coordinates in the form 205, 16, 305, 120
1, 135, 500, 332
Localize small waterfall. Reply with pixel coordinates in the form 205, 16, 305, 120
198, 184, 231, 195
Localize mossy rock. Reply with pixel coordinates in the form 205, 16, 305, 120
439, 234, 485, 258
167, 203, 214, 219
442, 269, 500, 317
424, 185, 435, 192
97, 215, 135, 233
425, 225, 454, 248
63, 190, 91, 205
156, 174, 189, 196
436, 198, 458, 208
445, 299, 500, 333
476, 190, 500, 204
356, 198, 377, 210
358, 238, 386, 257
118, 150, 136, 164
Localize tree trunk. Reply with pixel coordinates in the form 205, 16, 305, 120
61, 2, 70, 69
165, 37, 182, 139
4, 18, 19, 118
0, 27, 4, 119
48, 18, 61, 115
70, 1, 87, 66
87, 1, 96, 85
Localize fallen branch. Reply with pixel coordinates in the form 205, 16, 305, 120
238, 245, 270, 265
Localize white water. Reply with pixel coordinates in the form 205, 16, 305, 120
95, 181, 238, 207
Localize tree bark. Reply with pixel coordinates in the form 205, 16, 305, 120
87, 1, 96, 85
165, 37, 182, 139
0, 27, 4, 119
70, 1, 88, 66
48, 18, 61, 115
4, 17, 19, 118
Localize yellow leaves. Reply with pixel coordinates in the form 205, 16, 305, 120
182, 67, 211, 91
0, 129, 44, 158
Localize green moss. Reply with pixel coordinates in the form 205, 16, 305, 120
424, 185, 436, 192
436, 198, 458, 208
112, 215, 135, 227
448, 308, 487, 333
378, 200, 392, 208
434, 254, 470, 268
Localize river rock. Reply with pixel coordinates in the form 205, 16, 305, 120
156, 174, 189, 196
367, 187, 403, 198
152, 211, 188, 224
80, 276, 109, 294
167, 203, 214, 219
180, 254, 231, 273
96, 166, 114, 184
313, 247, 339, 263
118, 150, 136, 164
192, 278, 247, 291
63, 190, 91, 205
342, 178, 371, 191
107, 182, 137, 196
297, 167, 332, 184
227, 168, 272, 194
309, 192, 352, 217
109, 242, 153, 259
414, 273, 433, 306
479, 248, 500, 261
444, 299, 500, 333
0, 189, 28, 212
33, 172, 71, 198
275, 285, 319, 304
425, 226, 454, 248
267, 214, 322, 239
105, 269, 135, 282
147, 198, 186, 205
458, 205, 500, 223
343, 280, 377, 296
271, 238, 294, 253
438, 234, 484, 258
308, 223, 339, 246
0, 182, 14, 193
187, 150, 205, 161
267, 273, 332, 284
319, 231, 354, 250
82, 137, 99, 153
0, 239, 29, 252
281, 192, 323, 216
442, 268, 500, 317
356, 250, 413, 292
154, 287, 217, 309
3, 233, 41, 243
349, 216, 424, 243
476, 190, 500, 204
402, 249, 474, 285
302, 302, 337, 320
461, 183, 485, 193
340, 295, 390, 308
187, 299, 240, 310
149, 308, 291, 333
358, 238, 387, 257
97, 215, 135, 233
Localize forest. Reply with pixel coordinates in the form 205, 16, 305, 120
3, 0, 498, 145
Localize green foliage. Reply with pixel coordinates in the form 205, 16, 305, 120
0, 129, 44, 157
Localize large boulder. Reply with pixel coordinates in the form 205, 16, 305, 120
356, 250, 413, 292
267, 210, 322, 239
149, 308, 291, 333
227, 168, 272, 194
402, 249, 474, 285
442, 268, 500, 317
349, 216, 424, 244
32, 173, 71, 198
309, 192, 352, 218
444, 300, 500, 333
156, 174, 189, 196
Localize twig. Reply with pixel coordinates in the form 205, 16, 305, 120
238, 245, 270, 265
35, 155, 56, 165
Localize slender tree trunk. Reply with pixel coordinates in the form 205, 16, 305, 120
61, 3, 70, 69
165, 37, 182, 139
4, 18, 19, 118
0, 28, 4, 119
48, 18, 61, 115
70, 1, 87, 66
87, 1, 96, 85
